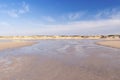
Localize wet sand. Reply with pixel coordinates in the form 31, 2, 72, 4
97, 40, 120, 48
0, 41, 36, 51
0, 40, 120, 80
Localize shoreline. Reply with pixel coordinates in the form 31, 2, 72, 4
0, 39, 120, 80
0, 41, 37, 51
96, 40, 120, 49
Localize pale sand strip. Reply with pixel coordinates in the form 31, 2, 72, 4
97, 40, 120, 48
0, 41, 36, 51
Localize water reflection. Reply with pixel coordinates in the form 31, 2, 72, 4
0, 40, 120, 80
0, 39, 120, 57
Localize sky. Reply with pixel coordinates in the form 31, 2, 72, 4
0, 0, 120, 36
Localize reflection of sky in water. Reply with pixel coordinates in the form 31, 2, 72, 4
0, 40, 120, 58
0, 40, 120, 80
0, 40, 12, 42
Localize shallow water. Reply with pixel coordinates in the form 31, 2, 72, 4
0, 39, 120, 80
0, 39, 12, 42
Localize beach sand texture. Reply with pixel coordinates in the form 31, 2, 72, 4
0, 41, 36, 51
0, 40, 120, 80
97, 40, 120, 48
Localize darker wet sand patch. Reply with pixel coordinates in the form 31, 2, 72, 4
0, 40, 120, 80
0, 53, 120, 80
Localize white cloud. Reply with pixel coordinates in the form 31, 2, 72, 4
0, 22, 10, 27
60, 12, 86, 22
43, 16, 55, 22
3, 8, 120, 35
68, 12, 85, 20
23, 18, 119, 35
1, 17, 120, 35
7, 9, 19, 18
18, 1, 29, 14
0, 1, 29, 18
0, 7, 120, 35
68, 19, 120, 28
34, 9, 120, 35
95, 8, 120, 19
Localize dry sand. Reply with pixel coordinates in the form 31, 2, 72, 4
97, 40, 120, 48
0, 41, 36, 50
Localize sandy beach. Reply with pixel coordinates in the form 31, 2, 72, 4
0, 0, 120, 79
0, 40, 120, 80
97, 40, 120, 48
0, 41, 36, 51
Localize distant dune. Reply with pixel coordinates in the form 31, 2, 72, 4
0, 35, 120, 40
0, 35, 120, 49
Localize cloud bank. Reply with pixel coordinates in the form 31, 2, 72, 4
34, 8, 120, 35
0, 5, 120, 35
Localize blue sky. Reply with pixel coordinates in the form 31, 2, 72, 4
0, 0, 120, 35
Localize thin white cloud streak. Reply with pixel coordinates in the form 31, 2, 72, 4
61, 12, 86, 21
7, 9, 19, 17
9, 1, 29, 18
18, 1, 29, 14
0, 8, 120, 35
68, 12, 86, 20
69, 19, 120, 28
43, 16, 55, 22
0, 1, 29, 18
35, 9, 120, 35
1, 18, 120, 35
0, 22, 11, 27
95, 8, 120, 19
19, 18, 119, 35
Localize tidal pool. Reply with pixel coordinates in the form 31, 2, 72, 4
0, 40, 120, 80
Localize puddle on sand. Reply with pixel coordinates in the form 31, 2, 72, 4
0, 40, 120, 80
